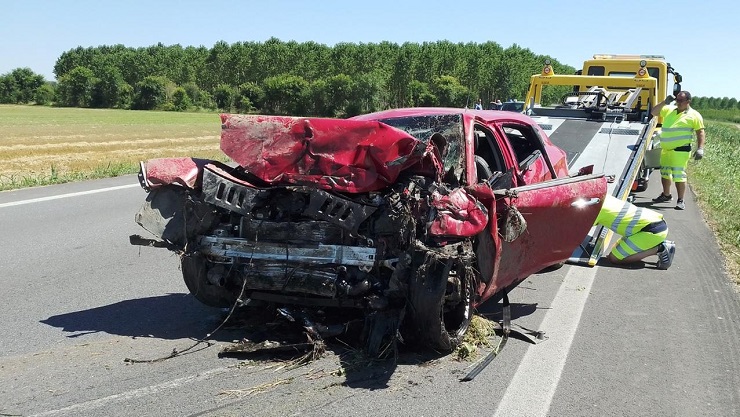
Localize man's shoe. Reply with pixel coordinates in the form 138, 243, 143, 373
657, 240, 676, 270
652, 193, 672, 203
675, 199, 686, 210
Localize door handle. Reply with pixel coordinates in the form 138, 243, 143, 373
571, 197, 601, 208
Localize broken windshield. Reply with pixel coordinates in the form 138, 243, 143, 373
377, 114, 465, 178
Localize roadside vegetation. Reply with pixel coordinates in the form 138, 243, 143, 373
688, 122, 740, 285
692, 108, 740, 124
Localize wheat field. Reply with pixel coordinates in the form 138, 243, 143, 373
0, 105, 224, 189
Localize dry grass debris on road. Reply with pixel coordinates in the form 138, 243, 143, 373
455, 315, 497, 360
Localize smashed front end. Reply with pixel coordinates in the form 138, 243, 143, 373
131, 114, 488, 354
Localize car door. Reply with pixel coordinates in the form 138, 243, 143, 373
479, 173, 607, 301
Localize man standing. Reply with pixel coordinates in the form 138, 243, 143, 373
474, 98, 483, 110
650, 90, 705, 210
596, 195, 675, 269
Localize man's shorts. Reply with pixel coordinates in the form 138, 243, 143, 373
659, 148, 691, 183
610, 220, 668, 260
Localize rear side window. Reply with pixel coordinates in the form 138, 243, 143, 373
503, 124, 542, 170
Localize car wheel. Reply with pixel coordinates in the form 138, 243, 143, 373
539, 260, 565, 272
404, 257, 474, 352
181, 253, 239, 308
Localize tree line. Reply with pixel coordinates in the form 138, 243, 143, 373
0, 39, 573, 116
0, 38, 737, 117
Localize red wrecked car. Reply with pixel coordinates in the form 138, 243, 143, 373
130, 108, 606, 354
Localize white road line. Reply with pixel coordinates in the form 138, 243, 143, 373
493, 265, 599, 417
30, 367, 231, 416
0, 183, 140, 208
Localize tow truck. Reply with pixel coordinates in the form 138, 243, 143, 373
523, 54, 683, 265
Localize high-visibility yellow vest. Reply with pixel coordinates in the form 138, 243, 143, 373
595, 196, 663, 236
658, 106, 704, 150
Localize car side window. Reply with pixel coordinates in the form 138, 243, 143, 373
473, 124, 506, 183
503, 124, 542, 171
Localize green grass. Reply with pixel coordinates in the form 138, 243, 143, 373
687, 122, 740, 284
0, 104, 220, 127
695, 109, 740, 124
0, 162, 138, 190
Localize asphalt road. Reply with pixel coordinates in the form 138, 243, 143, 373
1, 173, 739, 417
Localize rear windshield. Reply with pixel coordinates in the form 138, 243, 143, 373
586, 65, 661, 85
501, 102, 524, 112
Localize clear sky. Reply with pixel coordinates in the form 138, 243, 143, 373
2, 0, 737, 99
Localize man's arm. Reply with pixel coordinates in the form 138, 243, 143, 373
651, 95, 674, 117
693, 128, 706, 160
696, 128, 706, 149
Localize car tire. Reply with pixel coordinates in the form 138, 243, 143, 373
181, 253, 239, 308
539, 260, 566, 272
403, 257, 474, 352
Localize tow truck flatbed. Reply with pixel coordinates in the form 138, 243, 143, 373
543, 117, 653, 264
524, 63, 662, 265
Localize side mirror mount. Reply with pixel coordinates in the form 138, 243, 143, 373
488, 168, 514, 190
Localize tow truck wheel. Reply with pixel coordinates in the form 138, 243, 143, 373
404, 258, 474, 352
635, 179, 649, 192
634, 164, 650, 192
181, 253, 239, 308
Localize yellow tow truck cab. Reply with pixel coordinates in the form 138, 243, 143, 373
581, 54, 682, 111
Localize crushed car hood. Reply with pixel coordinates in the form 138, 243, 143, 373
220, 114, 439, 193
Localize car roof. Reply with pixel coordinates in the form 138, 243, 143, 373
351, 107, 534, 124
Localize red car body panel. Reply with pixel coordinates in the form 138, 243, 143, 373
139, 108, 606, 311
141, 157, 210, 190
220, 114, 439, 193
354, 108, 603, 302
481, 176, 606, 301
428, 188, 488, 237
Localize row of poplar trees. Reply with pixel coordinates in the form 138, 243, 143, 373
4, 38, 575, 117
3, 39, 738, 117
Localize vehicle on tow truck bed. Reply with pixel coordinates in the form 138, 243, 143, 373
130, 108, 606, 354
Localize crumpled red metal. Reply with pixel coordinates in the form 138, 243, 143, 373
428, 188, 489, 237
220, 114, 428, 193
141, 157, 210, 190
